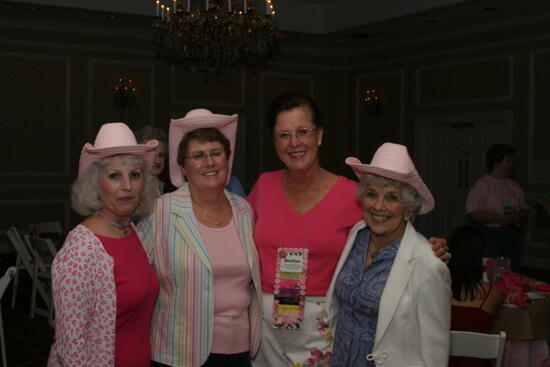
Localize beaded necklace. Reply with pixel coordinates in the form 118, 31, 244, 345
98, 209, 132, 236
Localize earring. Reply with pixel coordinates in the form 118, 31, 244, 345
318, 141, 322, 146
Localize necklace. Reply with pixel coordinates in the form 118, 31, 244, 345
192, 199, 223, 226
98, 209, 132, 235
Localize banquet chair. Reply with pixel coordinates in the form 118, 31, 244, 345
450, 330, 507, 367
30, 221, 63, 243
24, 235, 54, 320
6, 227, 34, 309
0, 267, 16, 367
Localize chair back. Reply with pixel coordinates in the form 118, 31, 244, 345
0, 267, 16, 299
6, 227, 34, 276
0, 266, 16, 367
30, 221, 63, 242
450, 330, 506, 367
24, 235, 56, 273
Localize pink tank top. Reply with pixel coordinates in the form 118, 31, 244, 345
98, 232, 159, 367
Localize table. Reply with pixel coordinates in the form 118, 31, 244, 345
492, 293, 550, 367
493, 295, 550, 341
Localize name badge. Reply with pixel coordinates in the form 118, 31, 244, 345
273, 248, 308, 329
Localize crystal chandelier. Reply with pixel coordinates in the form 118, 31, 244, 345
153, 0, 278, 73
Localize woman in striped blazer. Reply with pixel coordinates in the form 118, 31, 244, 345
139, 109, 262, 367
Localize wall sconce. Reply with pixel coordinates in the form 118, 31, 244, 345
362, 89, 380, 117
114, 77, 136, 122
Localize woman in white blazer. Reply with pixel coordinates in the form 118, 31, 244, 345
326, 143, 451, 367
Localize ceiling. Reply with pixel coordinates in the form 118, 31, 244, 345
2, 0, 484, 34
4, 0, 550, 47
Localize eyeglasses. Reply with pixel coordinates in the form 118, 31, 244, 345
274, 127, 317, 141
185, 150, 225, 162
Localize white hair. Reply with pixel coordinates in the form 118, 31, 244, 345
71, 155, 159, 217
356, 173, 422, 222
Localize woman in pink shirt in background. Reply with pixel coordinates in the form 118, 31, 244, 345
465, 143, 530, 271
248, 92, 449, 366
48, 123, 160, 367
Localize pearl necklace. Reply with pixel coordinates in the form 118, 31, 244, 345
98, 209, 132, 236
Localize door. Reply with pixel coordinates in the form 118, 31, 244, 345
415, 112, 513, 237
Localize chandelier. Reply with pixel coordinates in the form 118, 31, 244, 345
153, 0, 279, 73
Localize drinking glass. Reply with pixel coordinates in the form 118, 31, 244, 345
495, 256, 511, 275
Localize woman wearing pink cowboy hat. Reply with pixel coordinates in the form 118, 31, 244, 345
325, 143, 451, 367
138, 109, 261, 367
248, 92, 449, 366
48, 123, 160, 367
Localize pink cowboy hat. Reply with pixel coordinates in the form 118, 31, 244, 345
345, 142, 435, 215
78, 122, 158, 178
169, 109, 238, 187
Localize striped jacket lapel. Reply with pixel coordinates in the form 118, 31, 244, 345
170, 184, 212, 272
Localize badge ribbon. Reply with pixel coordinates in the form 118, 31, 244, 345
273, 247, 308, 329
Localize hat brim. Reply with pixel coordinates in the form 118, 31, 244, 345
169, 113, 238, 187
346, 157, 435, 215
78, 140, 158, 178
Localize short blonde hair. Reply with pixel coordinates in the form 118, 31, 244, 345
356, 173, 422, 222
71, 155, 159, 217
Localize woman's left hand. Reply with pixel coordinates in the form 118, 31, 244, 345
428, 237, 450, 264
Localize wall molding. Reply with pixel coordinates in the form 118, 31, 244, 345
0, 51, 71, 177
528, 49, 550, 184
87, 58, 155, 137
416, 54, 514, 108
170, 68, 246, 107
1, 198, 71, 229
355, 69, 404, 157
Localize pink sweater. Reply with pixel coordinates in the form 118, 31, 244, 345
247, 170, 363, 296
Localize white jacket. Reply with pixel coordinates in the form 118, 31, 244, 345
326, 221, 451, 367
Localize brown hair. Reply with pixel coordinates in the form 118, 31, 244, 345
176, 127, 231, 168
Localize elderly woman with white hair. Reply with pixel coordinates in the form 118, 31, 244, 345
48, 123, 160, 367
326, 143, 451, 367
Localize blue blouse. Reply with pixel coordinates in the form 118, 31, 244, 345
330, 228, 401, 367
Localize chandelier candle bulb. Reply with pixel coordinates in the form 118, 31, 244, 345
244, 0, 247, 14
228, 0, 231, 12
206, 0, 209, 10
156, 0, 160, 16
173, 0, 176, 14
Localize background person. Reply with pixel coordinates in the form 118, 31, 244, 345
139, 109, 261, 367
48, 123, 160, 367
135, 125, 176, 194
448, 225, 504, 367
465, 143, 529, 271
248, 92, 449, 366
326, 143, 451, 367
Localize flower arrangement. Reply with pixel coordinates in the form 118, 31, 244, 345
493, 273, 531, 308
